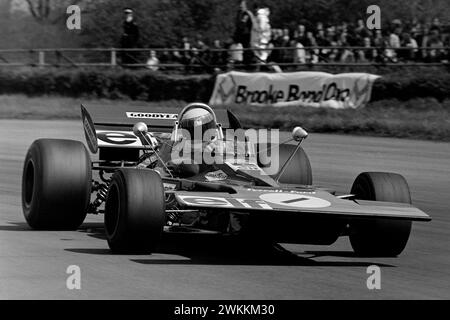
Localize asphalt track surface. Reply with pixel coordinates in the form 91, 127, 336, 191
1, 119, 449, 299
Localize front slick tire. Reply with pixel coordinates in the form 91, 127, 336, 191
349, 172, 412, 257
105, 169, 165, 254
258, 143, 312, 185
22, 139, 91, 230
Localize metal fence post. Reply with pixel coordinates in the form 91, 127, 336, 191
38, 51, 45, 67
111, 49, 117, 67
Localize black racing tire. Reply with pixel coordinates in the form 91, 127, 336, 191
21, 139, 92, 230
349, 172, 413, 257
104, 169, 165, 254
258, 143, 312, 185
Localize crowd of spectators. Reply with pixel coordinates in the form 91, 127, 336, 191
146, 19, 449, 72
121, 2, 449, 72
267, 17, 449, 65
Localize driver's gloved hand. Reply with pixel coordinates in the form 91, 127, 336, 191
166, 161, 200, 178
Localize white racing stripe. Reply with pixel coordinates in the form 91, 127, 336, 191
259, 193, 331, 209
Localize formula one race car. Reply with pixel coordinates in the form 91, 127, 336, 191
21, 103, 430, 256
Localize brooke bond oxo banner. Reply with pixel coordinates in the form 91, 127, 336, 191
209, 71, 380, 109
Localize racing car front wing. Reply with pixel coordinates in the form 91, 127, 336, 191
174, 189, 431, 221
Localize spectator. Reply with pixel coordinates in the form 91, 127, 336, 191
401, 33, 418, 61
180, 37, 193, 65
194, 34, 208, 51
284, 39, 297, 66
316, 22, 324, 34
444, 33, 450, 62
340, 21, 348, 34
326, 27, 339, 61
381, 30, 397, 62
209, 40, 227, 70
294, 24, 307, 45
268, 28, 283, 63
120, 8, 140, 66
373, 29, 384, 47
158, 49, 172, 66
234, 0, 255, 66
410, 22, 422, 49
420, 25, 431, 61
354, 19, 370, 44
305, 31, 318, 63
431, 17, 442, 33
280, 28, 291, 62
356, 37, 375, 62
252, 7, 272, 63
389, 27, 402, 48
370, 30, 384, 62
388, 26, 401, 62
146, 50, 160, 71
188, 47, 210, 73
194, 34, 210, 65
316, 28, 331, 61
171, 45, 183, 63
427, 29, 445, 62
337, 31, 355, 62
294, 41, 306, 64
229, 42, 244, 65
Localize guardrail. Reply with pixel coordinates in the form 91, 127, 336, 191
0, 46, 448, 69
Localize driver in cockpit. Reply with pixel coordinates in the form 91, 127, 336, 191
158, 103, 225, 178
153, 103, 248, 233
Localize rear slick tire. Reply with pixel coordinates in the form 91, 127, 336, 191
21, 139, 91, 230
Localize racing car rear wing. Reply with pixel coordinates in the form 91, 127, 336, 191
82, 104, 241, 133
81, 104, 242, 154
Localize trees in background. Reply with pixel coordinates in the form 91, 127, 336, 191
80, 0, 236, 47
0, 0, 448, 49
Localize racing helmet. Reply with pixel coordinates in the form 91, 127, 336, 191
172, 103, 223, 142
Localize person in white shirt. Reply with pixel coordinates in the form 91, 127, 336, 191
387, 27, 401, 62
146, 50, 160, 71
402, 33, 418, 61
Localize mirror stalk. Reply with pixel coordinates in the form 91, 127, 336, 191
274, 127, 308, 183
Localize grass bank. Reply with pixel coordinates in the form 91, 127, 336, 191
0, 94, 448, 142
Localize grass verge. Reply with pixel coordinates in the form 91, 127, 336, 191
0, 94, 449, 142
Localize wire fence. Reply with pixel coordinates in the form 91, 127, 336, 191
0, 47, 448, 71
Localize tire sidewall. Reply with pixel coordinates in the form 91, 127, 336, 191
21, 139, 91, 230
258, 143, 313, 185
22, 142, 44, 228
105, 169, 165, 253
349, 172, 413, 257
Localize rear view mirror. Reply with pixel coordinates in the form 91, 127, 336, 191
292, 127, 308, 141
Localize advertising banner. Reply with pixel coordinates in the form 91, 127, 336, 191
209, 71, 380, 109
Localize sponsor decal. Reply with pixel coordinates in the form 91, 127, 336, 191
163, 183, 177, 191
226, 162, 260, 172
96, 130, 161, 148
259, 193, 331, 208
178, 195, 272, 210
217, 73, 238, 104
235, 83, 350, 104
97, 131, 138, 145
205, 170, 228, 182
126, 112, 178, 120
245, 188, 316, 194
